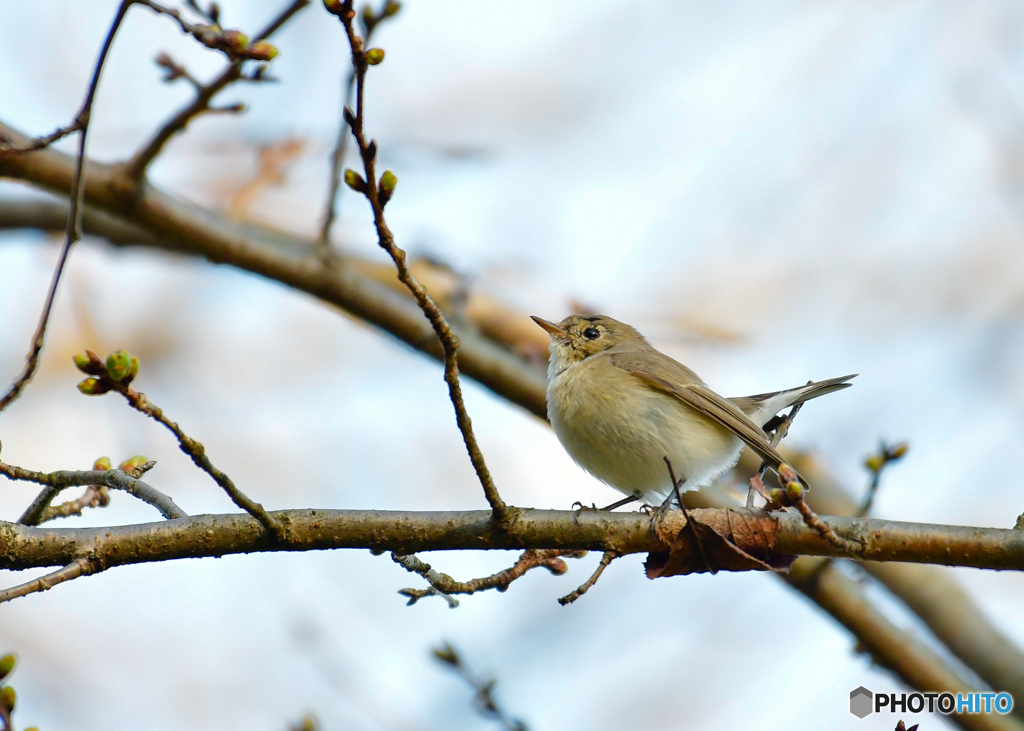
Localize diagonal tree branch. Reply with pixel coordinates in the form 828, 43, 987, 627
0, 132, 550, 418
0, 0, 132, 413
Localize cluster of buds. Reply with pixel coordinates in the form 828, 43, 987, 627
187, 22, 277, 61
0, 653, 38, 731
344, 168, 398, 206
73, 349, 139, 396
865, 442, 908, 474
763, 463, 805, 510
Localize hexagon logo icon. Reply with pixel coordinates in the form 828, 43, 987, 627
850, 687, 873, 718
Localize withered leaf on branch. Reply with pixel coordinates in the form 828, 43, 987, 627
645, 507, 797, 578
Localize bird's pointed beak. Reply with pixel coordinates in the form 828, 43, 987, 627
530, 316, 565, 337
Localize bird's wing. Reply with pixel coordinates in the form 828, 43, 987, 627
609, 351, 788, 472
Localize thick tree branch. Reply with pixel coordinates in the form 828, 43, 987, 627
787, 557, 1023, 731
0, 132, 549, 418
1, 508, 1023, 575
788, 452, 1024, 720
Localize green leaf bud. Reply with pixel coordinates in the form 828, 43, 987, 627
106, 349, 132, 381
1, 685, 15, 713
365, 48, 385, 65
77, 378, 111, 396
93, 457, 112, 471
248, 41, 278, 61
0, 654, 15, 681
119, 455, 150, 473
344, 168, 367, 193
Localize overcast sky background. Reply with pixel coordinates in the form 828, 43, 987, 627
2, 1, 1024, 729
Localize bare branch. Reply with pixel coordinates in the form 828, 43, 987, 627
786, 557, 1021, 731
0, 0, 132, 413
2, 458, 185, 524
0, 557, 95, 606
125, 0, 309, 179
103, 370, 279, 536
1, 508, 1024, 577
135, 0, 281, 62
0, 140, 550, 417
858, 441, 908, 516
331, 2, 509, 523
558, 551, 615, 605
318, 0, 400, 252
432, 642, 528, 731
393, 548, 583, 605
36, 485, 110, 524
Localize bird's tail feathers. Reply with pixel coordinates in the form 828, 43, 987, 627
733, 374, 857, 428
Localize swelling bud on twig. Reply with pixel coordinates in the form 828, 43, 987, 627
384, 1, 401, 17
248, 41, 278, 61
344, 168, 367, 193
432, 643, 461, 667
77, 378, 111, 396
93, 457, 112, 471
73, 349, 107, 376
219, 30, 248, 51
365, 48, 385, 65
379, 170, 397, 205
0, 654, 14, 681
323, 0, 345, 16
105, 349, 132, 381
119, 455, 150, 473
1, 685, 15, 713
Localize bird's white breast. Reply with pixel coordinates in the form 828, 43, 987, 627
547, 356, 743, 505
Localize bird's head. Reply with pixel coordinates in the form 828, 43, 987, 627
530, 314, 647, 371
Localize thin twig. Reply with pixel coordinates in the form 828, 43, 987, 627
135, 0, 282, 62
0, 557, 95, 605
780, 466, 864, 555
433, 643, 528, 731
318, 1, 399, 253
332, 2, 510, 523
36, 485, 110, 524
125, 0, 309, 179
2, 457, 185, 523
0, 0, 132, 413
393, 548, 581, 606
155, 52, 205, 90
111, 382, 281, 536
857, 441, 908, 517
664, 456, 713, 574
558, 551, 615, 605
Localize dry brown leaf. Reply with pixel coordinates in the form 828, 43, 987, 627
645, 507, 796, 578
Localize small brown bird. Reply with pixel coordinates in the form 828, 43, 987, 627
531, 314, 855, 506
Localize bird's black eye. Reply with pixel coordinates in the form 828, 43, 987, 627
583, 327, 600, 340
